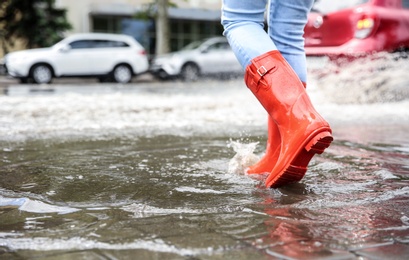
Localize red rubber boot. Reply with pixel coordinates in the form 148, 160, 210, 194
245, 51, 333, 188
247, 82, 307, 175
246, 116, 279, 174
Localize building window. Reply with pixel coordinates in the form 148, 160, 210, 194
169, 19, 223, 51
92, 16, 123, 33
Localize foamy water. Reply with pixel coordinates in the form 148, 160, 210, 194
0, 81, 265, 142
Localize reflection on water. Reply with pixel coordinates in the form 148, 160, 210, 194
1, 53, 409, 259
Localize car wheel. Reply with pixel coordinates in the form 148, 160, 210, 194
31, 64, 52, 84
181, 63, 199, 81
112, 65, 132, 83
155, 70, 169, 80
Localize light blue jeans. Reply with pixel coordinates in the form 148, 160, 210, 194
221, 0, 314, 83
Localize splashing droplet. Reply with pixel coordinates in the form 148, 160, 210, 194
227, 141, 260, 175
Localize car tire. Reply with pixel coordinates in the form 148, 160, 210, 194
112, 64, 132, 83
181, 63, 199, 81
31, 64, 52, 84
155, 70, 169, 81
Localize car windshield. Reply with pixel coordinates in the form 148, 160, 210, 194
311, 0, 369, 14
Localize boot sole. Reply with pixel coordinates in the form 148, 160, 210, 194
246, 150, 280, 175
268, 131, 333, 188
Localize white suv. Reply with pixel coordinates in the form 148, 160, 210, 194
4, 33, 149, 84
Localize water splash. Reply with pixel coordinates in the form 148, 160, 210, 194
227, 141, 260, 175
309, 52, 409, 104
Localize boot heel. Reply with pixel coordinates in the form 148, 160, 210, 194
305, 131, 333, 154
269, 132, 333, 188
270, 165, 307, 188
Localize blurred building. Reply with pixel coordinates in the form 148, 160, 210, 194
0, 0, 222, 57
54, 0, 223, 55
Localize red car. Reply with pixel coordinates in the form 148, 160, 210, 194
304, 0, 409, 57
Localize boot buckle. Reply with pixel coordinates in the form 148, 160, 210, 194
257, 66, 267, 77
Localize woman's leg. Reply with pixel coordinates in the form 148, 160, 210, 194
222, 0, 314, 78
267, 0, 314, 83
221, 0, 276, 68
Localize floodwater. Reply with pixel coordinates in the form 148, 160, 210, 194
1, 53, 409, 259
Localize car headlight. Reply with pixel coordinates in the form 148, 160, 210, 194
7, 54, 28, 64
355, 16, 377, 39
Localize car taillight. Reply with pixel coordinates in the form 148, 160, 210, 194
139, 50, 147, 55
354, 17, 376, 39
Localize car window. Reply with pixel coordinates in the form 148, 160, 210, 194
69, 39, 129, 49
311, 0, 369, 14
91, 40, 130, 48
403, 0, 409, 9
69, 40, 92, 49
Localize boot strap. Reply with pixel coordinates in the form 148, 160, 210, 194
245, 52, 278, 92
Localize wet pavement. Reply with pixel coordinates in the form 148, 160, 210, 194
1, 54, 409, 260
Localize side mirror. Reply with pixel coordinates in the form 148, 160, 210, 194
59, 44, 71, 53
200, 46, 209, 53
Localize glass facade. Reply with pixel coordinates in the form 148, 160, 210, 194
91, 14, 223, 55
169, 19, 224, 52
